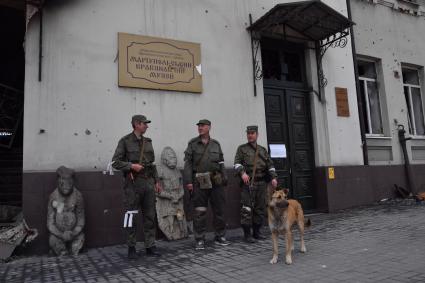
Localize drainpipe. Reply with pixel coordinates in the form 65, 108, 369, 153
346, 0, 369, 165
38, 3, 43, 82
398, 125, 416, 195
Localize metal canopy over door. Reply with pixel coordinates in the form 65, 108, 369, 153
262, 39, 315, 211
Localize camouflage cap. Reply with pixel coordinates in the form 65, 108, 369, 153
196, 119, 211, 126
246, 125, 258, 132
131, 115, 151, 124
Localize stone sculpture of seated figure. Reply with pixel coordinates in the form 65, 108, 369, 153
47, 166, 85, 255
156, 147, 188, 240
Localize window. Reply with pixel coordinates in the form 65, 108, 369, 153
261, 49, 303, 82
402, 67, 425, 136
261, 40, 305, 84
358, 60, 383, 135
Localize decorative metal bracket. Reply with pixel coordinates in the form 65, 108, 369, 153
251, 34, 263, 81
249, 14, 263, 97
316, 29, 350, 100
248, 9, 351, 101
320, 30, 349, 54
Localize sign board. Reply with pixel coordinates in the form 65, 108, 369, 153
328, 167, 335, 180
269, 144, 287, 158
335, 87, 350, 117
118, 33, 202, 93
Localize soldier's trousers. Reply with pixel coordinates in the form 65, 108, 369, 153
123, 177, 156, 248
240, 181, 267, 227
192, 185, 226, 240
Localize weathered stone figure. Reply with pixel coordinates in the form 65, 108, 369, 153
47, 166, 85, 256
156, 147, 188, 240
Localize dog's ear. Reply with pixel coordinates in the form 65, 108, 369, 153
283, 188, 289, 195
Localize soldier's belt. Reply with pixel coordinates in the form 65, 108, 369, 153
244, 173, 265, 182
253, 176, 265, 182
133, 173, 153, 179
129, 167, 154, 179
133, 172, 154, 179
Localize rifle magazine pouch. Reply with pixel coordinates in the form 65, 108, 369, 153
211, 172, 223, 186
195, 172, 213, 189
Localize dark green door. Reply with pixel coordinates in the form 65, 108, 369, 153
262, 39, 315, 210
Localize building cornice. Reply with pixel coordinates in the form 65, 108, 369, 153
358, 0, 425, 17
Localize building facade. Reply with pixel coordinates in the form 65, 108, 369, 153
0, 0, 424, 252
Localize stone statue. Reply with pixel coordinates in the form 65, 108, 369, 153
156, 147, 188, 240
47, 166, 85, 255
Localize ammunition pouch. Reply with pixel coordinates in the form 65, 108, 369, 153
195, 172, 212, 189
211, 171, 225, 186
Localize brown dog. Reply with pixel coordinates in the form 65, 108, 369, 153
268, 189, 311, 264
416, 192, 425, 201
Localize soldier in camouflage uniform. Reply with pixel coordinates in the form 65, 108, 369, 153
112, 115, 162, 259
234, 125, 278, 243
184, 119, 229, 250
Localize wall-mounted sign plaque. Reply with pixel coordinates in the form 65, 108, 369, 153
335, 87, 350, 117
118, 33, 202, 93
328, 167, 335, 180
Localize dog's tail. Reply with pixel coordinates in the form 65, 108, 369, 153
304, 218, 311, 227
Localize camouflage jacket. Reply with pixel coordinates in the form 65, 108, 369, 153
233, 143, 277, 180
183, 136, 225, 185
111, 132, 158, 181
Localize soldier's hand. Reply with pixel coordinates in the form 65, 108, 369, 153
241, 173, 250, 185
155, 182, 162, 193
131, 163, 144, 172
271, 178, 278, 189
186, 184, 193, 192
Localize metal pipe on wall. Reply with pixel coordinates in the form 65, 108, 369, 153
398, 125, 417, 194
346, 0, 369, 165
38, 5, 43, 82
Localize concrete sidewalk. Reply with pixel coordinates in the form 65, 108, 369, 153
1, 199, 425, 283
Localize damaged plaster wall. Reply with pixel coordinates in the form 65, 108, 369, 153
23, 0, 361, 171
352, 0, 425, 165
24, 0, 269, 171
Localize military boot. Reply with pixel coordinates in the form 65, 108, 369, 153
146, 246, 161, 257
242, 225, 256, 243
128, 246, 138, 260
253, 224, 266, 240
195, 239, 205, 250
